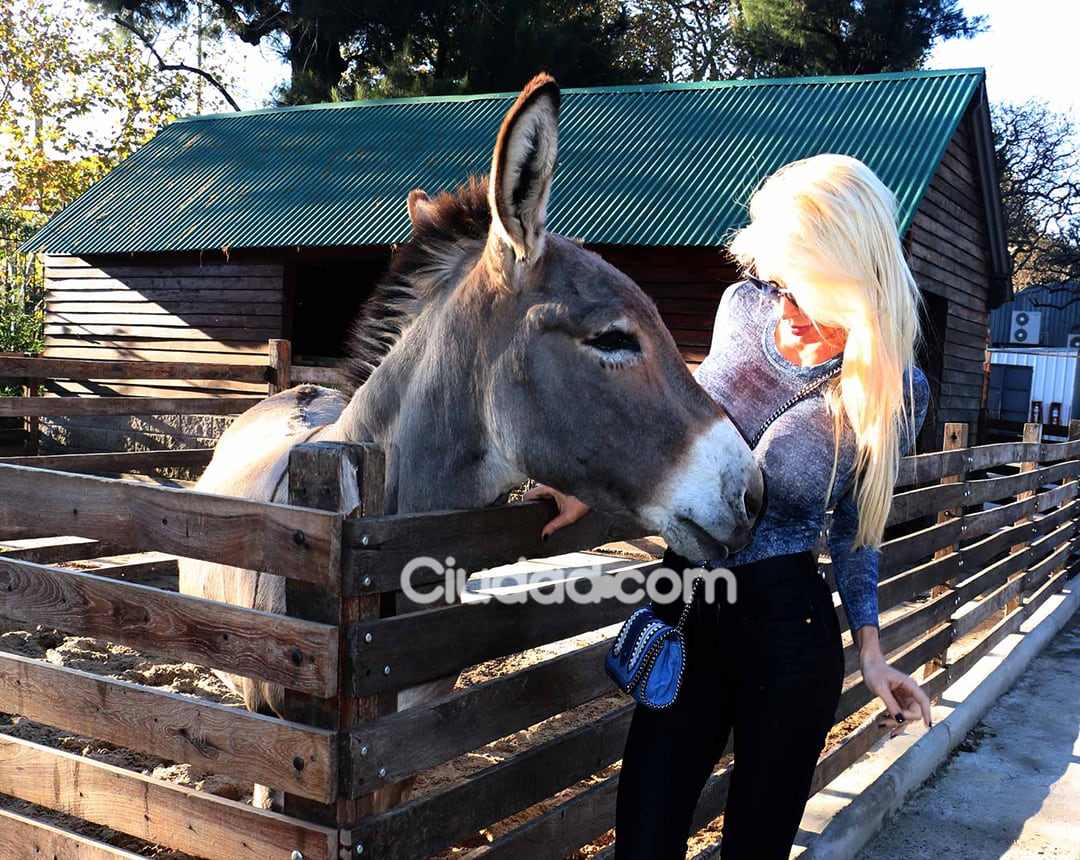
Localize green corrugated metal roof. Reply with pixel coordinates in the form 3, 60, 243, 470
23, 69, 986, 255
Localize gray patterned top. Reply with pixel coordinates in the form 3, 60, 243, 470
694, 280, 930, 631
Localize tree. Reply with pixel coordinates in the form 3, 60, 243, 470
421, 0, 652, 93
993, 100, 1080, 292
91, 0, 446, 103
1, 0, 235, 366
95, 0, 651, 104
620, 1, 739, 83
729, 0, 986, 77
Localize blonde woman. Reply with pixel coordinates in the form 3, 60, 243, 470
528, 153, 932, 858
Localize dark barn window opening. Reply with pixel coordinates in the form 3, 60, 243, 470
289, 256, 390, 364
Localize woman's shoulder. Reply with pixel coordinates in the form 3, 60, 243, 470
716, 278, 772, 328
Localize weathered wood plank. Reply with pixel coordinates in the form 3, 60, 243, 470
962, 496, 1036, 542
0, 465, 340, 585
843, 590, 956, 676
879, 518, 963, 577
1035, 480, 1079, 513
0, 536, 105, 564
0, 395, 262, 417
346, 705, 633, 859
0, 735, 336, 860
0, 557, 338, 697
345, 503, 646, 594
886, 483, 965, 527
350, 565, 647, 696
283, 441, 386, 827
456, 774, 621, 860
894, 448, 966, 488
48, 300, 283, 316
0, 808, 146, 860
45, 323, 280, 341
0, 449, 215, 472
877, 554, 960, 615
0, 354, 269, 382
43, 340, 269, 359
0, 651, 335, 802
346, 642, 615, 796
1039, 439, 1080, 463
43, 260, 283, 279
952, 535, 1074, 640
964, 461, 1078, 507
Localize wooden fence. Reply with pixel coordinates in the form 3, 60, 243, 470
0, 341, 340, 461
0, 416, 1078, 858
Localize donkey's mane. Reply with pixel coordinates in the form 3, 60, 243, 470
340, 176, 493, 392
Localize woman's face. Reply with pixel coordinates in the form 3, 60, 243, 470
775, 292, 848, 356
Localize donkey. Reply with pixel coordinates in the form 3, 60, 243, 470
180, 73, 762, 756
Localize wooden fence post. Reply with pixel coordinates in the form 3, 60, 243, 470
268, 339, 292, 395
284, 441, 385, 832
926, 422, 968, 679
1006, 422, 1043, 616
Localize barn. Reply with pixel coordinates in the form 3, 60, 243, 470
22, 67, 1010, 453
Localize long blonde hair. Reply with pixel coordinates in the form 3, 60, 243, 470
728, 153, 922, 548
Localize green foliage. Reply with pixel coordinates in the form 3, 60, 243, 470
0, 210, 44, 403
91, 0, 654, 104
0, 1, 236, 217
423, 0, 655, 94
730, 0, 986, 77
621, 1, 739, 82
0, 0, 238, 393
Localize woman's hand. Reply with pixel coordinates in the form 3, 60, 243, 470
522, 484, 592, 539
855, 626, 932, 738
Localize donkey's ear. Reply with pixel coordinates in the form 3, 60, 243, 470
488, 73, 560, 263
407, 189, 434, 229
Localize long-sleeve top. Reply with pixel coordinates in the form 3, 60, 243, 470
693, 280, 930, 631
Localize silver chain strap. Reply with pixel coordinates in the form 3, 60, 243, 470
749, 365, 841, 449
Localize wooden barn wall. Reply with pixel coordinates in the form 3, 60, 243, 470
38, 250, 286, 454
44, 251, 286, 382
593, 245, 739, 368
906, 107, 995, 448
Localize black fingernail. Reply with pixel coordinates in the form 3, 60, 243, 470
542, 533, 549, 543
895, 713, 905, 723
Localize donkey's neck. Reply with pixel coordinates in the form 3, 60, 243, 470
327, 305, 524, 514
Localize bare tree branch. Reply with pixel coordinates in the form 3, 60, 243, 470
113, 15, 241, 111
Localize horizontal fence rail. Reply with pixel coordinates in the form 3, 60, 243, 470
0, 340, 311, 460
0, 422, 1077, 859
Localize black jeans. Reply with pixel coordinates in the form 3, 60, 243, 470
614, 550, 845, 860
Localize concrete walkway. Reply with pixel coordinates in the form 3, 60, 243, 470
795, 576, 1080, 860
855, 606, 1080, 859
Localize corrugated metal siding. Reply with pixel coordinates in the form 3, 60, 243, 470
24, 69, 984, 255
989, 282, 1080, 347
987, 347, 1080, 423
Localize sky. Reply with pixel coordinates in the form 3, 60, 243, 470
926, 0, 1078, 129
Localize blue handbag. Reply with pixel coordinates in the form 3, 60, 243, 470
604, 577, 702, 709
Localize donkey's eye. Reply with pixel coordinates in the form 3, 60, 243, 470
585, 329, 641, 355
